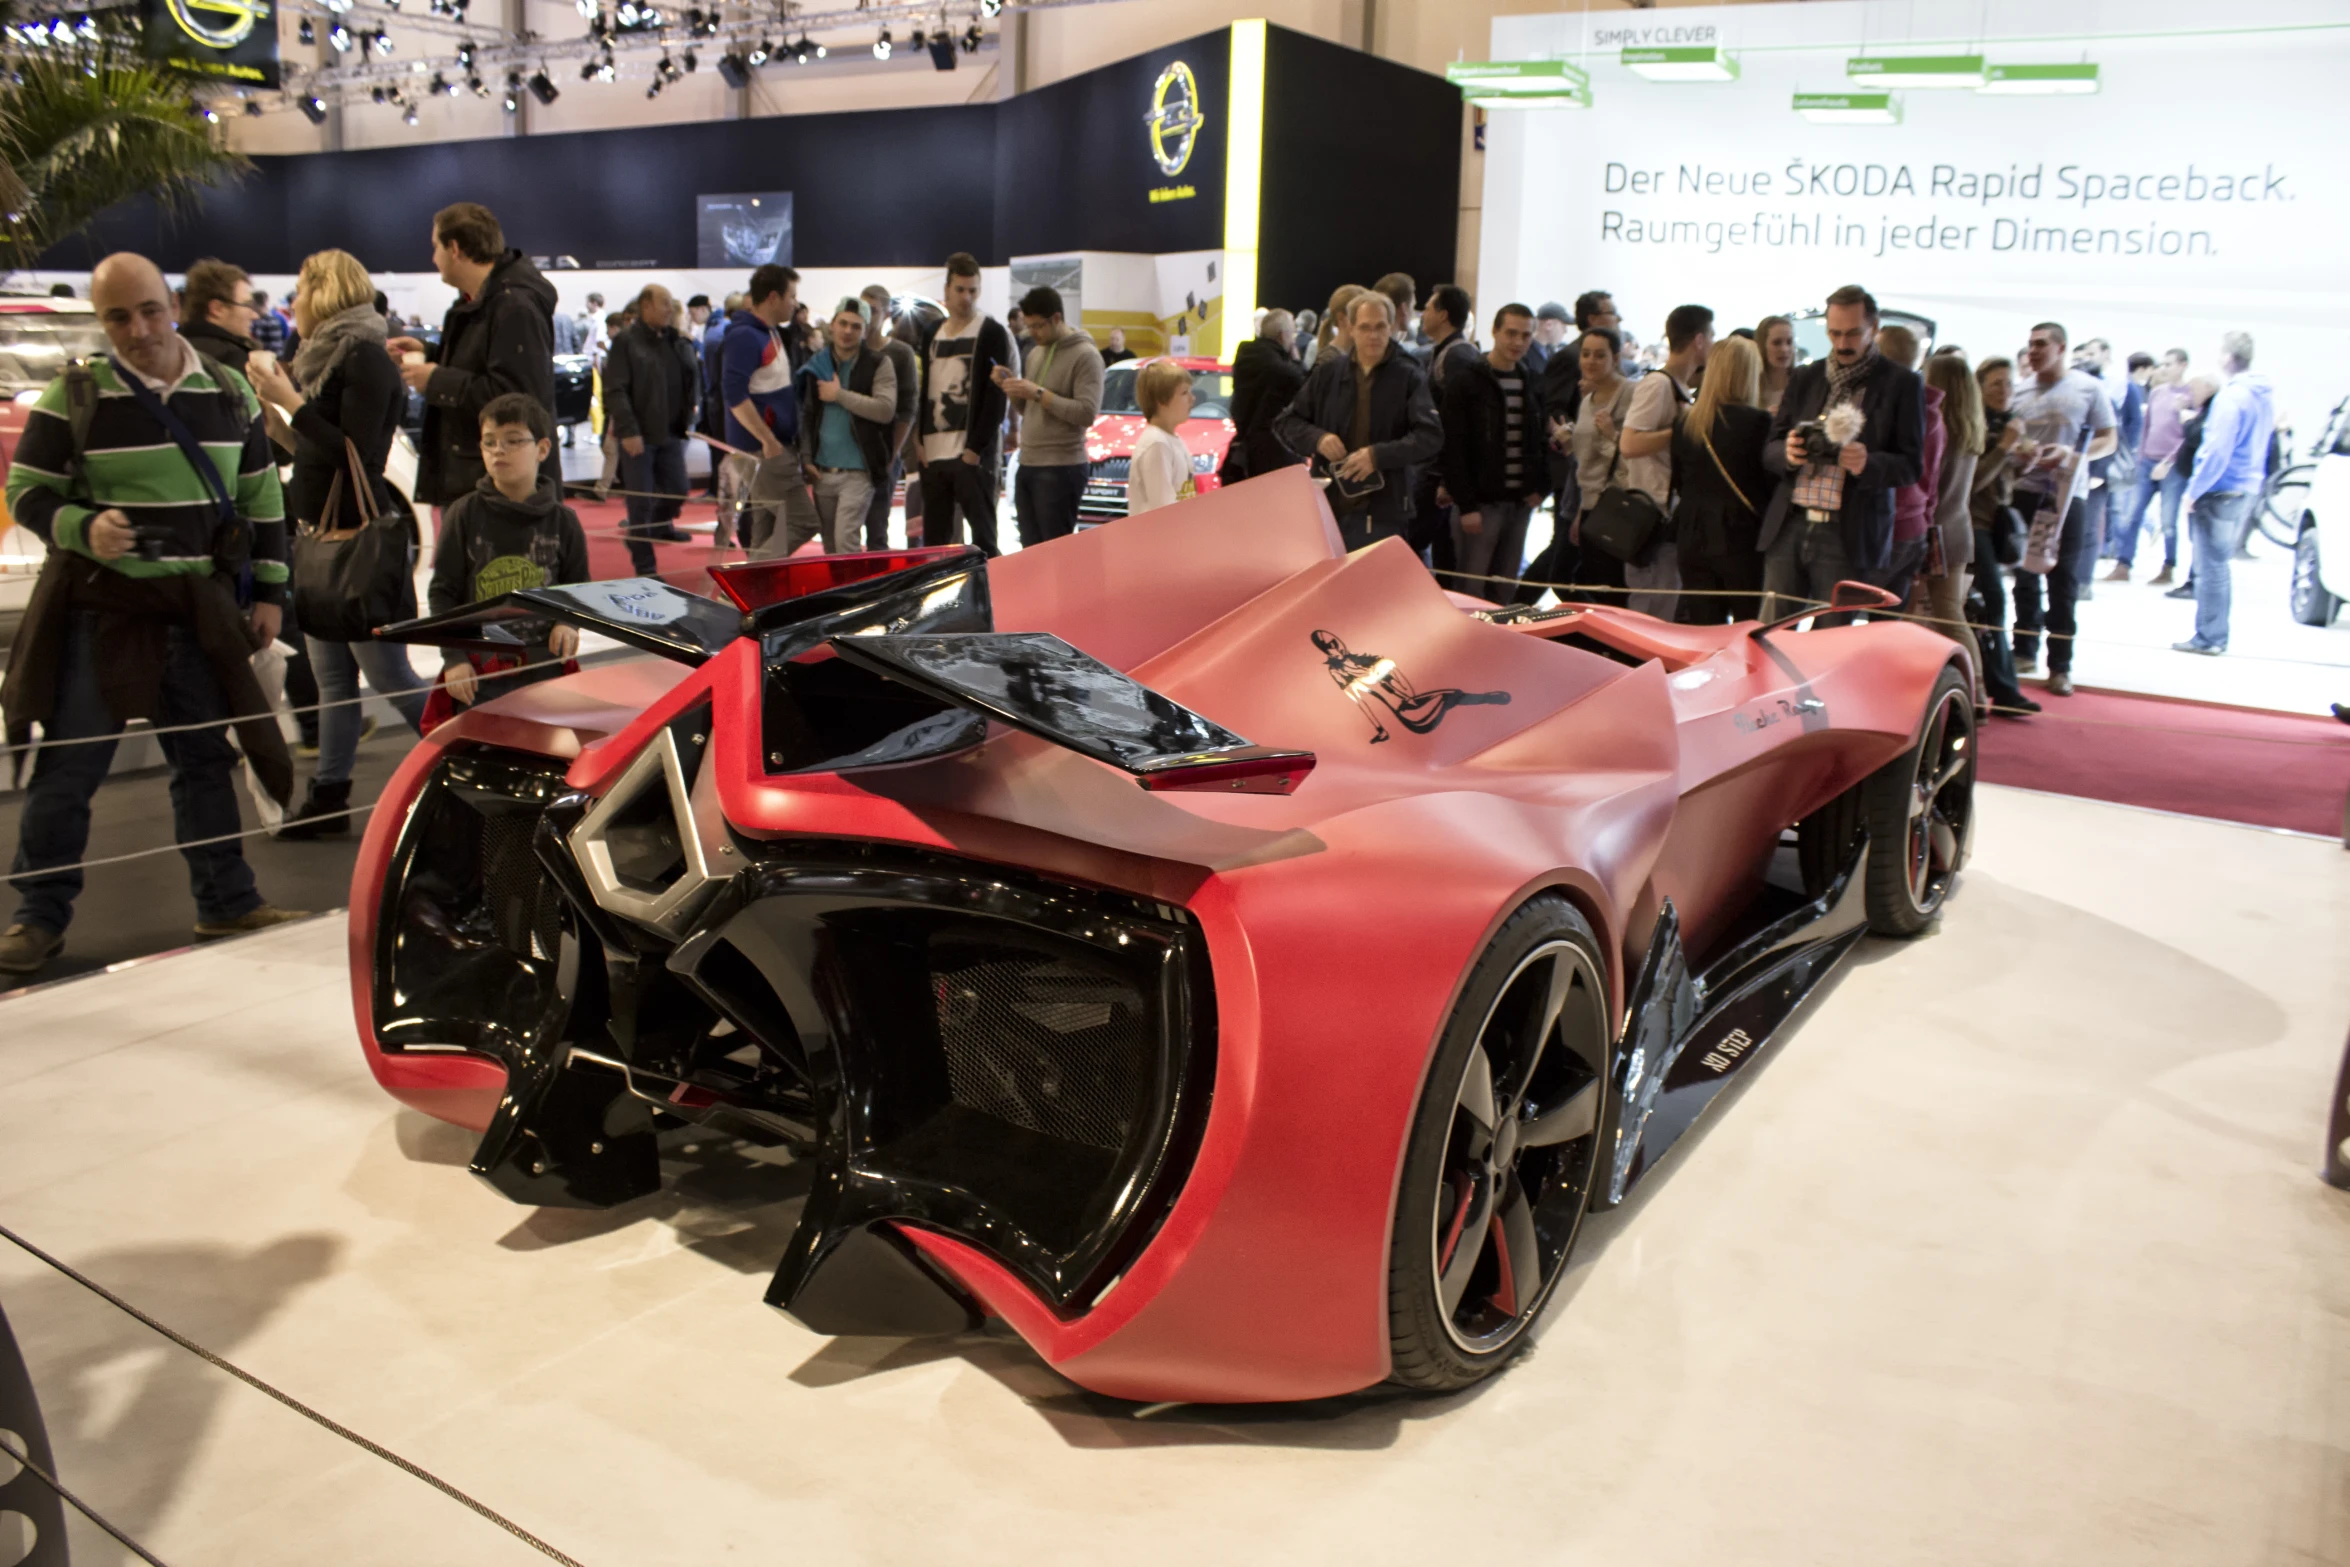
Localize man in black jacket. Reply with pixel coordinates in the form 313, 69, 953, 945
1274, 292, 1443, 550
388, 202, 559, 507
1439, 303, 1545, 594
177, 259, 259, 375
913, 252, 1014, 555
1758, 283, 1924, 621
1225, 310, 1305, 484
602, 282, 701, 574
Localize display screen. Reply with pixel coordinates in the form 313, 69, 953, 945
696, 192, 794, 268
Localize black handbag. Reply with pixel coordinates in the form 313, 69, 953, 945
293, 439, 418, 643
1581, 389, 1674, 566
1989, 503, 2027, 567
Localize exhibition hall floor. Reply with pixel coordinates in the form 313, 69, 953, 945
2, 785, 2346, 1565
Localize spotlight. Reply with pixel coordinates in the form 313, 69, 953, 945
202, 105, 220, 123
981, 0, 1001, 15
787, 34, 808, 63
595, 57, 615, 80
404, 104, 420, 124
715, 48, 749, 87
467, 73, 487, 96
411, 58, 426, 71
371, 29, 394, 55
297, 17, 314, 43
300, 94, 328, 124
245, 98, 263, 115
681, 47, 696, 71
580, 56, 598, 79
745, 36, 769, 65
928, 32, 956, 69
529, 68, 559, 103
873, 27, 890, 60
615, 1, 637, 23
910, 27, 925, 48
575, 0, 595, 15
327, 23, 351, 50
75, 14, 96, 36
503, 69, 521, 110
657, 51, 680, 82
645, 79, 662, 98
961, 22, 981, 52
371, 85, 387, 102
430, 70, 452, 93
456, 39, 476, 68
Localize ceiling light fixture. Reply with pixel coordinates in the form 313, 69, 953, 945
456, 38, 476, 68
1621, 45, 1737, 82
327, 24, 352, 52
1978, 62, 2100, 95
1794, 89, 1903, 123
960, 22, 980, 53
297, 17, 314, 44
747, 36, 770, 64
300, 94, 329, 124
405, 104, 420, 124
1845, 53, 1985, 90
371, 29, 394, 55
873, 26, 890, 59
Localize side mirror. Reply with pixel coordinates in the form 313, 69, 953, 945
1828, 579, 1902, 612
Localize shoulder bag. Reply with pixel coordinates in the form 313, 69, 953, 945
1581, 383, 1674, 566
293, 439, 420, 643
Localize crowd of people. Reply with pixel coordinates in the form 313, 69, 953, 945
0, 195, 2289, 978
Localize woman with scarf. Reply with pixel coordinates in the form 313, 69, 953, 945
245, 250, 428, 837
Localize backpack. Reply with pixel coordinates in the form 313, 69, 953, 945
57, 352, 256, 493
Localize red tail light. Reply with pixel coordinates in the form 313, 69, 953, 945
707, 546, 980, 612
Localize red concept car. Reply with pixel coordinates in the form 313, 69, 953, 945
352, 467, 1976, 1403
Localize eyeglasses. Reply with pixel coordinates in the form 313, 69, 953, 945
480, 435, 540, 453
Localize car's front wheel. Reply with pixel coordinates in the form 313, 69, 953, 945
2291, 521, 2341, 627
1386, 897, 1611, 1392
1798, 663, 1975, 936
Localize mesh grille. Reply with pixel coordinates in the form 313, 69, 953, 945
1089, 457, 1132, 482
481, 813, 563, 961
932, 943, 1151, 1152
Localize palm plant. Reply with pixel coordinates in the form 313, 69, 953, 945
0, 46, 248, 269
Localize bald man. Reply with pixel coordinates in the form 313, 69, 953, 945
601, 281, 701, 574
0, 252, 306, 973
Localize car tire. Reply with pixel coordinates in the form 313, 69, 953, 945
1387, 895, 1611, 1393
1795, 663, 1975, 937
2291, 521, 2341, 627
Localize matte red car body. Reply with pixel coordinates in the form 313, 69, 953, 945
351, 466, 1963, 1402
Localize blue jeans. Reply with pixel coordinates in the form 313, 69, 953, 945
2112, 463, 2188, 568
10, 612, 261, 934
2185, 490, 2250, 649
619, 437, 688, 576
1015, 462, 1088, 548
306, 634, 430, 785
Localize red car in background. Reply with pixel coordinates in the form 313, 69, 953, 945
0, 299, 106, 635
1080, 356, 1235, 523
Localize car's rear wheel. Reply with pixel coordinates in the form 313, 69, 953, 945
2291, 521, 2341, 627
1797, 664, 1975, 936
1387, 897, 1611, 1392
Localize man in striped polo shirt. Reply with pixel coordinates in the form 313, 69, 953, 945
0, 252, 307, 976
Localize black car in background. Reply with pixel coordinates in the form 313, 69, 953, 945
398, 326, 594, 441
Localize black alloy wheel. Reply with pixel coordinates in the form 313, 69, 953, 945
1861, 665, 1975, 936
1388, 899, 1611, 1391
2291, 522, 2340, 627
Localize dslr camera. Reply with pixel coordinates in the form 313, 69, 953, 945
131, 522, 178, 562
1793, 419, 1840, 466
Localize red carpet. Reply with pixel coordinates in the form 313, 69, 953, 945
1978, 686, 2350, 838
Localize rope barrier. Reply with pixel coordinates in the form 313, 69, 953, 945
0, 1428, 172, 1565
0, 1219, 588, 1567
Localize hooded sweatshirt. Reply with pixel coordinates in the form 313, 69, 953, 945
1012, 326, 1105, 468
428, 473, 589, 678
720, 305, 797, 453
2183, 371, 2275, 505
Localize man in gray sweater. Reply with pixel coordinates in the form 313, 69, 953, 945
995, 285, 1106, 547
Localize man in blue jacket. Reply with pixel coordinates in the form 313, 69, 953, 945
721, 265, 822, 558
2173, 331, 2274, 656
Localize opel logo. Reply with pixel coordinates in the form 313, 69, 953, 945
1147, 60, 1202, 178
167, 0, 270, 49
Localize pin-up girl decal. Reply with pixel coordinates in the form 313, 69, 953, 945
1311, 629, 1510, 744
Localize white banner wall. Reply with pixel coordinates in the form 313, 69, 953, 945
1478, 0, 2350, 433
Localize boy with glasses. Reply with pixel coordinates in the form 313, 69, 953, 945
428, 393, 588, 711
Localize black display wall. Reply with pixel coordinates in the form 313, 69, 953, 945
45, 23, 1453, 305
1257, 27, 1461, 317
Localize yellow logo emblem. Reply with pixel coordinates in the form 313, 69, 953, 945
1147, 60, 1203, 178
166, 0, 270, 50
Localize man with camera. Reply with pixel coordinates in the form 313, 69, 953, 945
1758, 283, 1925, 623
0, 252, 307, 976
2007, 320, 2116, 694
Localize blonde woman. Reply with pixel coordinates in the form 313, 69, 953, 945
244, 250, 427, 837
1670, 334, 1772, 621
1755, 315, 1795, 412
1313, 283, 1364, 365
1916, 352, 1986, 651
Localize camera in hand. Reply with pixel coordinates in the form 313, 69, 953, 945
1984, 406, 2012, 439
131, 522, 177, 562
1794, 419, 1840, 465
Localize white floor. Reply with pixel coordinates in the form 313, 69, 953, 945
2, 784, 2347, 1565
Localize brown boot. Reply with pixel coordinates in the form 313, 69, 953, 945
2149, 564, 2175, 585
193, 904, 314, 940
0, 922, 63, 976
2101, 562, 2130, 582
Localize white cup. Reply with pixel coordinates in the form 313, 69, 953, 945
402, 350, 426, 367
247, 350, 276, 377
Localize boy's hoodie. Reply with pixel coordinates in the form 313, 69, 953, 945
428, 473, 590, 679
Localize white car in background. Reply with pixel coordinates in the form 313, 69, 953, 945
2288, 397, 2350, 627
0, 299, 107, 637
